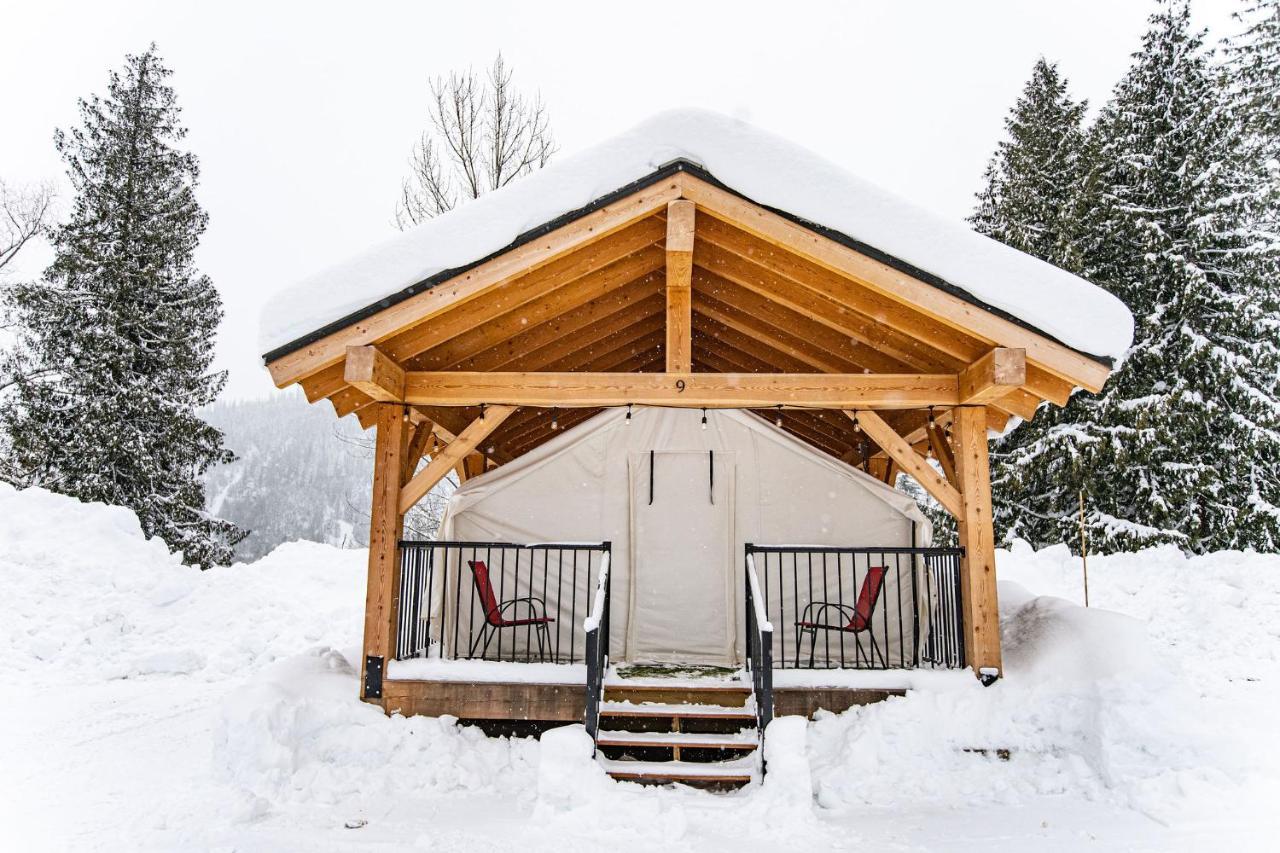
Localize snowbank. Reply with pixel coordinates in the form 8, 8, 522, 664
0, 482, 366, 684
3, 483, 1278, 849
259, 108, 1133, 362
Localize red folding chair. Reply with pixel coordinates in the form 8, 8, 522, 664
795, 566, 888, 668
466, 560, 555, 661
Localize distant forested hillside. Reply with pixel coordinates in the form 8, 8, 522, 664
201, 393, 373, 561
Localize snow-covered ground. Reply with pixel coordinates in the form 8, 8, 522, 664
3, 483, 1278, 851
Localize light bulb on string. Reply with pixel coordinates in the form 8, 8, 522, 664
775, 405, 783, 427
701, 408, 708, 430
550, 408, 558, 430
626, 403, 632, 424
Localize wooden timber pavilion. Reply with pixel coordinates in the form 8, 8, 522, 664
260, 112, 1125, 780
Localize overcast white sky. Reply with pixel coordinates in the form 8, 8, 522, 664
1, 0, 1240, 400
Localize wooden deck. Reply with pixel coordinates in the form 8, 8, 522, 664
379, 678, 903, 722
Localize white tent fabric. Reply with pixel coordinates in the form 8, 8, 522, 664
437, 407, 932, 666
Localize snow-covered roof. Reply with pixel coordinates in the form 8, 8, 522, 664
259, 109, 1133, 363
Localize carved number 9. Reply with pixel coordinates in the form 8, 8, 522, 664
675, 379, 686, 393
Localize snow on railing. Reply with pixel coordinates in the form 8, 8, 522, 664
745, 553, 773, 633
583, 550, 611, 633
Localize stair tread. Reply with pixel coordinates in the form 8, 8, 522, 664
600, 700, 756, 718
599, 755, 756, 781
596, 729, 759, 749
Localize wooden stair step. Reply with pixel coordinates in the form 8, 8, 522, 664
604, 683, 751, 707
596, 729, 759, 750
599, 700, 756, 720
599, 755, 755, 783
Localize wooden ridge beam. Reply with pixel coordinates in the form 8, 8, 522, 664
851, 410, 963, 517
665, 200, 695, 372
960, 348, 1026, 405
401, 371, 961, 409
399, 406, 517, 514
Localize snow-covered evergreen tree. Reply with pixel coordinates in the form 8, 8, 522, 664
1066, 1, 1280, 552
966, 58, 1094, 546
969, 58, 1088, 266
1, 46, 244, 568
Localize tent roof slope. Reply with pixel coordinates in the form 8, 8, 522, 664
259, 109, 1133, 365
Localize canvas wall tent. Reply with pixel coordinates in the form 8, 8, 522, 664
437, 406, 930, 666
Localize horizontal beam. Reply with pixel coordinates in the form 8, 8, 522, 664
961, 348, 1026, 406
344, 346, 404, 402
400, 371, 960, 409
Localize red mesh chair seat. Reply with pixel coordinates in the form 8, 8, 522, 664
469, 560, 555, 626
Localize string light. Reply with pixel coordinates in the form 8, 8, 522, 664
625, 403, 633, 424
852, 411, 861, 434
701, 408, 708, 430
550, 408, 559, 430
928, 406, 935, 427
480, 403, 487, 422
775, 405, 783, 427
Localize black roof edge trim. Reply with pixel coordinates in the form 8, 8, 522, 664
262, 159, 1113, 370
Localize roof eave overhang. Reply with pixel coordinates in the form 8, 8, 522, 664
261, 160, 1114, 371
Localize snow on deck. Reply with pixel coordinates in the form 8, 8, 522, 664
386, 657, 586, 684
259, 109, 1134, 362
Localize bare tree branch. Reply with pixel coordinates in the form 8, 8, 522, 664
0, 179, 55, 276
395, 54, 556, 229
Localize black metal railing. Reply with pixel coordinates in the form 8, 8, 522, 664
743, 544, 965, 670
744, 551, 774, 741
584, 545, 612, 745
396, 541, 611, 664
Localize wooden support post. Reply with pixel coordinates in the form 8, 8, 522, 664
362, 403, 407, 702
952, 405, 1002, 677
399, 405, 516, 514
665, 200, 695, 372
851, 410, 963, 517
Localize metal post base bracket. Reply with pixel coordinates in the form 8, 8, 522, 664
365, 655, 384, 699
978, 666, 1000, 686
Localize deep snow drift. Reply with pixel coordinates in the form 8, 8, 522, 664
2, 483, 1278, 851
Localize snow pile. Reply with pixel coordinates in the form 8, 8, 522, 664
533, 724, 612, 813
3, 483, 1278, 848
807, 542, 1280, 826
259, 108, 1133, 362
0, 482, 366, 684
216, 647, 539, 815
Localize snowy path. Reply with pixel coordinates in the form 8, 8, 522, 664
2, 485, 1279, 851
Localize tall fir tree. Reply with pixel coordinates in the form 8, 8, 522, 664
1062, 1, 1280, 552
966, 58, 1094, 546
1, 46, 244, 567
